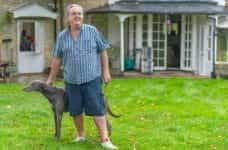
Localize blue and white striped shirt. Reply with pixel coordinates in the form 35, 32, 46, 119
52, 24, 110, 84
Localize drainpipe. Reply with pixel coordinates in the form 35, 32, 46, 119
59, 0, 64, 30
53, 0, 57, 41
208, 16, 217, 79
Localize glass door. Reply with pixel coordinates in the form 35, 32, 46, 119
151, 14, 167, 70
181, 15, 193, 70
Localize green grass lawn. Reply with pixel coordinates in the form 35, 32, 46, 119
0, 77, 227, 150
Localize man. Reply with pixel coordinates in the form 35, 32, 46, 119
46, 4, 118, 150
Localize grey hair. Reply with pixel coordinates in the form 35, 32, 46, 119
66, 4, 84, 17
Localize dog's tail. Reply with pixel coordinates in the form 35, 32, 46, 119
104, 96, 121, 118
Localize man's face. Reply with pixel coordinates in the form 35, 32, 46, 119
68, 6, 83, 28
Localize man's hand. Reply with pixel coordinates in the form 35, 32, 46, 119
46, 79, 53, 85
102, 70, 111, 84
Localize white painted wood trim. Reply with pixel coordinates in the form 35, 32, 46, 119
164, 15, 168, 69
192, 15, 197, 72
215, 32, 218, 64
120, 20, 124, 72
181, 14, 185, 70
215, 61, 228, 64
17, 21, 21, 71
129, 17, 134, 57
148, 15, 152, 47
136, 15, 143, 49
11, 3, 57, 19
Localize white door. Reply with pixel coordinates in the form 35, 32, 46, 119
204, 22, 213, 75
151, 14, 167, 70
199, 25, 205, 74
181, 15, 193, 71
17, 20, 45, 73
198, 22, 213, 76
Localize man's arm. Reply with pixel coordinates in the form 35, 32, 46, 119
101, 50, 111, 83
46, 57, 62, 85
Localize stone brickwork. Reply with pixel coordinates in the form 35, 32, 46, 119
43, 19, 55, 67
216, 64, 228, 77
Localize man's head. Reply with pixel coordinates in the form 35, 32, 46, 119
67, 4, 84, 29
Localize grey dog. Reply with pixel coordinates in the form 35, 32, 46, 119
23, 81, 120, 139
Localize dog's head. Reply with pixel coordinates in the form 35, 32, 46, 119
23, 81, 47, 92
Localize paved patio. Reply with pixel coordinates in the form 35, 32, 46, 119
0, 70, 209, 84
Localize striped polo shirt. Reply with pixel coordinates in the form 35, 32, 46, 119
52, 24, 110, 84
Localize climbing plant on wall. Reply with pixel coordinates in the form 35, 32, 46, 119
0, 12, 13, 32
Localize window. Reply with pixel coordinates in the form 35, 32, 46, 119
152, 15, 166, 68
183, 15, 192, 68
20, 22, 35, 52
142, 15, 148, 47
217, 29, 228, 62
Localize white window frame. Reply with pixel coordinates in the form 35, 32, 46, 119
17, 20, 44, 54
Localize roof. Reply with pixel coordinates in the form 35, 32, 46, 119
9, 2, 57, 19
87, 0, 223, 14
220, 7, 228, 14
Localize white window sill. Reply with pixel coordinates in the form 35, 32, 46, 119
20, 51, 42, 55
215, 62, 228, 64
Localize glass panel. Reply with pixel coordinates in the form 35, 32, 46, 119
143, 32, 148, 39
159, 51, 164, 57
185, 51, 187, 58
154, 59, 158, 66
189, 42, 192, 49
160, 23, 164, 31
153, 24, 158, 31
185, 34, 188, 41
208, 38, 211, 49
184, 60, 187, 67
143, 15, 148, 22
153, 41, 158, 48
185, 42, 188, 48
209, 26, 212, 36
143, 41, 147, 47
160, 33, 165, 40
188, 60, 191, 67
185, 16, 188, 23
153, 32, 158, 40
20, 22, 35, 52
159, 59, 164, 66
189, 24, 192, 31
154, 50, 158, 57
153, 14, 158, 22
188, 51, 191, 58
208, 50, 211, 61
189, 16, 192, 23
160, 15, 165, 22
143, 24, 148, 30
188, 33, 192, 40
159, 41, 164, 49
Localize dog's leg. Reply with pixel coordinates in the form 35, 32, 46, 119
53, 109, 57, 138
106, 117, 112, 136
56, 112, 62, 140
